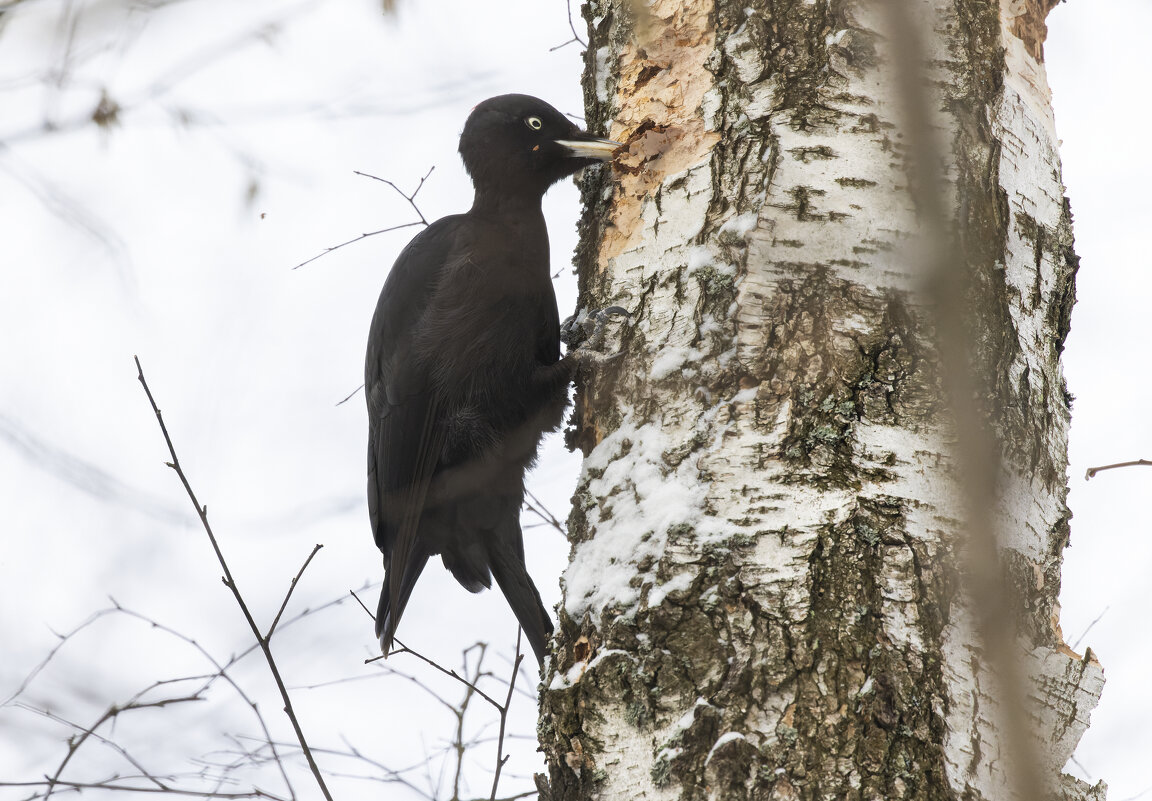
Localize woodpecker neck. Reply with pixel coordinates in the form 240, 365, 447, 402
470, 185, 547, 220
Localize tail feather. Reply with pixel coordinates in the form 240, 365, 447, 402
376, 551, 431, 656
486, 528, 553, 665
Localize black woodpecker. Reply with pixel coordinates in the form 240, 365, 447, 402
365, 94, 619, 665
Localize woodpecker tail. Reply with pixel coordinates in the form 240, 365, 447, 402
375, 551, 431, 656
486, 525, 553, 665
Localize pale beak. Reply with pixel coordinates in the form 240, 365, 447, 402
555, 136, 623, 161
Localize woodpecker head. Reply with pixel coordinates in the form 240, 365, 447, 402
459, 94, 620, 198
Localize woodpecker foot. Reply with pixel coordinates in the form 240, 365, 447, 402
561, 306, 629, 350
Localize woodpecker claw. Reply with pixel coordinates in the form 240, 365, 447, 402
561, 306, 630, 349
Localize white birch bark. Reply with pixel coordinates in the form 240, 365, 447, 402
540, 1, 1103, 799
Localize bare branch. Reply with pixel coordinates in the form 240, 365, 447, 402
0, 778, 289, 799
349, 588, 374, 619
266, 543, 324, 639
292, 166, 435, 270
489, 630, 524, 801
1072, 606, 1110, 652
1085, 458, 1152, 480
43, 601, 297, 799
549, 0, 587, 51
450, 644, 484, 801
29, 696, 204, 800
293, 222, 424, 270
523, 489, 566, 536
134, 356, 334, 801
354, 165, 435, 225
231, 735, 436, 799
335, 384, 364, 407
376, 639, 504, 711
2, 607, 122, 706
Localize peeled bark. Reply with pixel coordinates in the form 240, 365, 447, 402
539, 0, 1102, 799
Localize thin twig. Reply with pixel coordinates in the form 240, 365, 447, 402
348, 594, 531, 797
550, 0, 587, 51
450, 644, 484, 801
231, 735, 435, 799
1085, 458, 1152, 480
1119, 782, 1152, 801
266, 543, 323, 638
489, 629, 524, 801
523, 488, 566, 536
1069, 755, 1091, 781
380, 658, 486, 717
350, 588, 374, 619
292, 166, 433, 269
1071, 606, 1110, 651
293, 222, 423, 270
0, 779, 288, 799
196, 580, 370, 681
103, 602, 297, 798
40, 694, 206, 800
354, 165, 434, 225
2, 607, 121, 706
335, 383, 364, 406
379, 638, 503, 711
134, 356, 334, 801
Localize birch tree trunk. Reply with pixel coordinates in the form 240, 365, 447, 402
539, 0, 1105, 799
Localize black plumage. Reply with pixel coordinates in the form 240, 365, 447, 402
365, 94, 618, 664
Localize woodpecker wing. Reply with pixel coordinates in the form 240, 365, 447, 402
366, 216, 465, 651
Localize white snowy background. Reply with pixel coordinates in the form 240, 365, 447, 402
0, 0, 1146, 798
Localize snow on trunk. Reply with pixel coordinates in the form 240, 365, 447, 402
540, 0, 1103, 798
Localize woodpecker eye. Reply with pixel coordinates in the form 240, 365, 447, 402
525, 116, 543, 131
